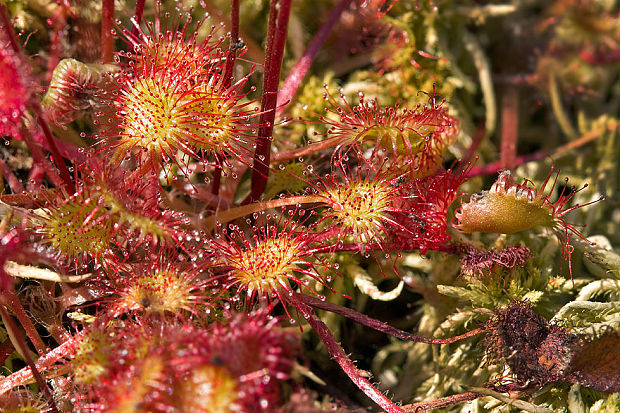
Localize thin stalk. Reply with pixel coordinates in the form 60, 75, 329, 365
295, 292, 484, 344
200, 1, 265, 64
211, 166, 223, 196
290, 297, 405, 413
211, 0, 240, 197
131, 0, 145, 35
0, 4, 74, 192
0, 336, 80, 395
27, 164, 44, 192
101, 0, 115, 63
0, 304, 59, 413
223, 0, 240, 87
204, 195, 324, 231
0, 157, 24, 194
549, 72, 577, 139
0, 3, 20, 52
20, 125, 66, 190
461, 386, 553, 413
32, 106, 75, 193
3, 289, 47, 354
46, 4, 67, 83
245, 0, 293, 204
500, 86, 518, 171
402, 392, 482, 412
271, 135, 344, 163
276, 0, 354, 117
468, 126, 607, 178
0, 339, 14, 365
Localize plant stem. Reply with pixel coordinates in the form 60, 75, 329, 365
461, 386, 553, 413
0, 339, 14, 365
32, 106, 75, 193
276, 0, 354, 118
131, 0, 145, 35
3, 289, 47, 354
462, 122, 485, 166
549, 72, 577, 139
0, 335, 80, 395
291, 297, 405, 413
0, 303, 59, 413
500, 86, 518, 171
295, 292, 484, 344
101, 0, 115, 63
46, 3, 67, 83
0, 4, 74, 193
0, 157, 24, 194
204, 194, 324, 231
208, 0, 240, 197
20, 125, 66, 190
468, 126, 606, 178
224, 0, 240, 87
245, 0, 293, 204
271, 135, 344, 163
402, 392, 482, 412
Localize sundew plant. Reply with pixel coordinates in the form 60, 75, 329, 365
0, 0, 619, 412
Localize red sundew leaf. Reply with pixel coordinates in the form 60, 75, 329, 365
454, 168, 603, 281
567, 329, 620, 393
0, 36, 31, 139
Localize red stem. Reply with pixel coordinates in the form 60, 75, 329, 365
0, 339, 14, 365
0, 335, 80, 395
245, 0, 293, 204
131, 0, 145, 35
462, 122, 485, 167
46, 5, 67, 83
27, 164, 45, 192
295, 292, 483, 344
0, 304, 59, 413
467, 126, 605, 178
0, 157, 24, 194
101, 0, 114, 63
291, 297, 404, 412
500, 86, 519, 171
211, 0, 240, 197
276, 0, 354, 118
223, 0, 240, 87
33, 106, 75, 193
0, 4, 74, 193
3, 289, 47, 355
0, 4, 19, 52
20, 126, 66, 190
